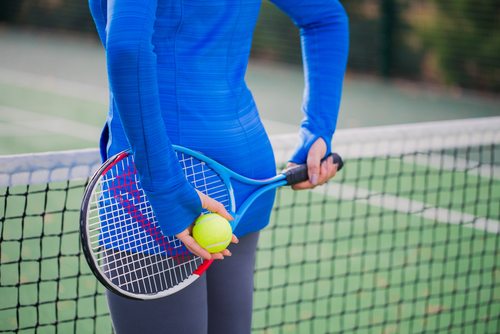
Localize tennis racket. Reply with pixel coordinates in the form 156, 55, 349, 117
80, 145, 343, 300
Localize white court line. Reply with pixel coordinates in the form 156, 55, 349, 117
0, 67, 108, 103
317, 183, 500, 234
0, 106, 101, 141
261, 119, 297, 134
0, 122, 46, 137
403, 153, 500, 180
0, 67, 296, 135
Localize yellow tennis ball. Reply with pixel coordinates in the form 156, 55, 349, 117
192, 213, 232, 253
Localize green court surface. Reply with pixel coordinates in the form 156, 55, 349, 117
1, 154, 499, 333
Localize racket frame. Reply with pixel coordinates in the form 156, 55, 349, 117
80, 148, 235, 299
175, 146, 288, 229
80, 145, 342, 299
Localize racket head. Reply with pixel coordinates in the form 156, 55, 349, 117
80, 148, 234, 300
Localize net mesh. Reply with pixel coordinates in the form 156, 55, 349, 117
1, 118, 499, 334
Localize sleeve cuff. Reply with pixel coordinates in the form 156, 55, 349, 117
289, 127, 332, 164
145, 182, 202, 236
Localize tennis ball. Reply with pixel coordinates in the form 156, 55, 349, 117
192, 213, 232, 253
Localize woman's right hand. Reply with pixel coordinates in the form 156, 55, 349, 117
176, 190, 238, 261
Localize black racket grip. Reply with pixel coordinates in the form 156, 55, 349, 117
283, 153, 344, 186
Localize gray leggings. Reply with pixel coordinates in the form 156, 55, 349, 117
106, 232, 260, 334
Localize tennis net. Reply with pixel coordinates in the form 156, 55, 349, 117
1, 117, 499, 333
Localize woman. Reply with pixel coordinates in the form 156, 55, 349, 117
89, 0, 348, 333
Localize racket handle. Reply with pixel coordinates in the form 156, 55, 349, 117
283, 153, 344, 185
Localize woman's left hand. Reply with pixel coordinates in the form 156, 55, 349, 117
176, 190, 238, 261
287, 138, 339, 190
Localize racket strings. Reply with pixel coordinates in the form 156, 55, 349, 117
107, 159, 186, 254
87, 151, 231, 296
103, 251, 203, 294
88, 205, 157, 247
89, 191, 168, 251
178, 154, 231, 207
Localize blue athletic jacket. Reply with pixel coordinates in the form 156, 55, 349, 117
89, 0, 349, 237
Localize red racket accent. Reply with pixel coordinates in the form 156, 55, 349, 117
108, 160, 190, 259
102, 151, 129, 175
194, 259, 214, 275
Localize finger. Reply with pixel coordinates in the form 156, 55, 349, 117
293, 160, 331, 189
221, 249, 232, 257
232, 234, 239, 244
319, 158, 338, 185
185, 244, 208, 260
208, 249, 231, 259
307, 155, 321, 186
211, 253, 224, 260
291, 180, 315, 190
318, 159, 329, 184
328, 158, 337, 179
176, 229, 190, 239
323, 156, 338, 181
196, 190, 234, 221
178, 234, 212, 260
324, 163, 334, 182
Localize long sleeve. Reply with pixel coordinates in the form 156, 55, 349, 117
88, 0, 107, 47
270, 0, 349, 163
104, 0, 201, 235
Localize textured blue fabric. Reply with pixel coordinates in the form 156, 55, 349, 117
89, 0, 348, 238
271, 0, 349, 163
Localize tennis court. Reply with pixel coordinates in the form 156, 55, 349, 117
1, 25, 499, 334
1, 28, 499, 154
1, 120, 499, 333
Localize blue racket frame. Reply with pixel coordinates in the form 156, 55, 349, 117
80, 144, 343, 300
173, 145, 289, 230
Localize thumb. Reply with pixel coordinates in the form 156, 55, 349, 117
307, 149, 322, 186
196, 190, 234, 221
306, 138, 327, 186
